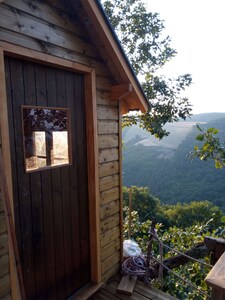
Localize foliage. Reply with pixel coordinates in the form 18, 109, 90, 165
101, 0, 192, 138
159, 224, 212, 300
123, 186, 223, 230
189, 125, 225, 169
161, 261, 210, 299
123, 186, 160, 221
123, 207, 214, 298
157, 201, 223, 229
124, 187, 224, 300
123, 207, 152, 251
123, 186, 225, 299
123, 116, 225, 211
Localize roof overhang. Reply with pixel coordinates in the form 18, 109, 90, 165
0, 0, 149, 113
72, 0, 150, 114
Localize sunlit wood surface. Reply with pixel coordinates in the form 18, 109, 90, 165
90, 276, 177, 300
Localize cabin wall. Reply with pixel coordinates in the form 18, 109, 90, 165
0, 0, 121, 294
0, 186, 11, 299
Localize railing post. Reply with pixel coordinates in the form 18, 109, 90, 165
211, 288, 225, 300
205, 250, 225, 299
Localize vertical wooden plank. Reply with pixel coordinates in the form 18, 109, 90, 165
3, 57, 21, 254
43, 67, 57, 300
67, 71, 81, 291
19, 60, 38, 299
84, 71, 101, 283
0, 51, 14, 218
118, 102, 123, 263
55, 68, 73, 296
74, 73, 90, 287
38, 67, 56, 299
46, 66, 66, 300
31, 63, 47, 298
0, 50, 21, 300
41, 168, 56, 300
9, 57, 36, 299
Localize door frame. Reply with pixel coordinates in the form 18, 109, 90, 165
0, 41, 101, 299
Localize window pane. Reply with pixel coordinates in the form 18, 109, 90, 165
52, 131, 69, 166
34, 132, 46, 157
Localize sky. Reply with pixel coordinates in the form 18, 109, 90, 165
146, 0, 225, 114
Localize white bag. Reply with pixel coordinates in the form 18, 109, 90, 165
123, 239, 142, 257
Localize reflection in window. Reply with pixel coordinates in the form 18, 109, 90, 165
52, 131, 69, 166
22, 106, 71, 172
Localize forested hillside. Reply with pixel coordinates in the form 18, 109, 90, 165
123, 113, 225, 211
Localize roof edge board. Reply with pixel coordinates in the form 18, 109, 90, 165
82, 0, 149, 113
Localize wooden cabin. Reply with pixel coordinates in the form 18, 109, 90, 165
0, 0, 149, 299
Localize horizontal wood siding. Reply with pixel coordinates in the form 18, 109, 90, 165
0, 0, 121, 286
97, 89, 121, 280
0, 187, 11, 299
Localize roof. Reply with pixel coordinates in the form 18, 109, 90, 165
0, 0, 149, 113
72, 0, 150, 113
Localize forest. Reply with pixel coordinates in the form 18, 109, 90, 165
123, 186, 225, 299
123, 113, 225, 211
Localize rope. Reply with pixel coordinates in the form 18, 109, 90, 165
151, 256, 210, 298
158, 242, 164, 282
150, 231, 212, 268
121, 255, 154, 283
122, 254, 210, 298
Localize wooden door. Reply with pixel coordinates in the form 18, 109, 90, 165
4, 56, 90, 300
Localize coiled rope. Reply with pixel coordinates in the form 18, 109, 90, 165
121, 255, 155, 283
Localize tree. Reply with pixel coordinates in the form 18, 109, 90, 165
158, 201, 223, 229
123, 186, 159, 221
189, 125, 225, 168
101, 0, 192, 138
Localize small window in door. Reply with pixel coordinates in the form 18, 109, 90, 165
22, 106, 71, 172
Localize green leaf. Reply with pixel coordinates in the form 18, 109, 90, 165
207, 127, 219, 134
196, 134, 204, 141
202, 143, 210, 151
215, 159, 223, 169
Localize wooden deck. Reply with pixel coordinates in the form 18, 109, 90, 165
89, 276, 177, 300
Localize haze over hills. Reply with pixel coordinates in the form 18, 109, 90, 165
123, 113, 225, 211
123, 113, 225, 149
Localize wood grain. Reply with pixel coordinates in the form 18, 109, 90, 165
101, 239, 120, 261
0, 5, 99, 58
98, 121, 119, 135
98, 135, 118, 149
99, 149, 119, 164
100, 187, 120, 205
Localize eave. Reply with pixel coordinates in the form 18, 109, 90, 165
71, 0, 150, 114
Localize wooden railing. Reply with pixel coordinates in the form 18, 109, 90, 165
205, 251, 225, 299
205, 237, 225, 300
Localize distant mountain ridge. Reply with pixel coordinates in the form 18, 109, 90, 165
123, 112, 225, 149
123, 113, 225, 211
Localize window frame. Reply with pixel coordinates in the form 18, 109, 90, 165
21, 105, 72, 173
